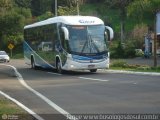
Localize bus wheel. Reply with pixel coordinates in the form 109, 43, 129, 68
31, 57, 37, 70
90, 69, 97, 73
57, 60, 63, 74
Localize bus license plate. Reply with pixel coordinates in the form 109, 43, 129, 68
88, 65, 95, 69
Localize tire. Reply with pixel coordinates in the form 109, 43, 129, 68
31, 57, 37, 70
90, 69, 97, 73
57, 60, 63, 74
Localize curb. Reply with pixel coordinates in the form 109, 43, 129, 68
100, 69, 160, 76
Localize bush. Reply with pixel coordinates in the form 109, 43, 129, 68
110, 41, 136, 58
136, 65, 151, 70
124, 47, 136, 58
128, 64, 141, 69
110, 41, 125, 58
110, 60, 128, 68
150, 66, 160, 71
135, 49, 144, 57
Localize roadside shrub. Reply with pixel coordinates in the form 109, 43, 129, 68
150, 66, 160, 71
124, 47, 136, 58
131, 23, 148, 48
110, 60, 128, 68
135, 49, 144, 57
136, 65, 151, 70
128, 64, 141, 69
157, 66, 160, 70
110, 41, 125, 58
110, 41, 136, 58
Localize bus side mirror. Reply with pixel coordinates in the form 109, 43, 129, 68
61, 27, 69, 40
105, 26, 114, 41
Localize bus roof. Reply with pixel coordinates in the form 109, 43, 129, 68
24, 16, 104, 29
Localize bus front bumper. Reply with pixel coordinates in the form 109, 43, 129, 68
62, 58, 109, 71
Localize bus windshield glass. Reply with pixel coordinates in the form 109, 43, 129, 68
67, 25, 107, 55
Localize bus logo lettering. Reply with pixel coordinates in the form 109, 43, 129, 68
79, 20, 95, 24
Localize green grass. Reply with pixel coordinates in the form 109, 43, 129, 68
10, 53, 24, 59
110, 59, 160, 73
0, 98, 34, 120
0, 98, 24, 114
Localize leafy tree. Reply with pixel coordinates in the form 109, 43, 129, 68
14, 0, 31, 8
105, 0, 133, 43
0, 0, 13, 16
31, 0, 52, 16
0, 0, 32, 50
128, 0, 160, 25
58, 6, 77, 16
36, 11, 53, 21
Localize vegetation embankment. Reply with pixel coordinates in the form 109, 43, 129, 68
1, 0, 160, 59
110, 59, 160, 73
5, 1, 160, 72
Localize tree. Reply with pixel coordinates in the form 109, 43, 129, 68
31, 0, 52, 16
0, 0, 13, 16
58, 6, 77, 16
30, 0, 84, 17
105, 0, 133, 43
14, 0, 31, 8
128, 0, 160, 22
0, 0, 32, 50
128, 0, 160, 66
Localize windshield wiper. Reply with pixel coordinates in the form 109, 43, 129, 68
80, 34, 100, 54
81, 40, 88, 54
89, 35, 100, 53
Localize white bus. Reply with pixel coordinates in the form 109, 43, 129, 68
24, 16, 114, 73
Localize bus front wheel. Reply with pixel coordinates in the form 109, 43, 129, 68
31, 57, 37, 70
90, 69, 97, 73
56, 60, 63, 74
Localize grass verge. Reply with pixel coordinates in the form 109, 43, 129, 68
10, 53, 24, 59
0, 97, 35, 120
110, 59, 160, 73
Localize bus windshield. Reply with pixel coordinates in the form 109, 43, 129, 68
67, 25, 107, 55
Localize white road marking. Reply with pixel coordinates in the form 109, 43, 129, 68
0, 91, 44, 120
2, 64, 77, 120
79, 77, 109, 82
47, 72, 62, 76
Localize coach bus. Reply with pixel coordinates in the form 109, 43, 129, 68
23, 16, 114, 73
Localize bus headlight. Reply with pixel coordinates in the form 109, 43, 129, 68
67, 54, 72, 60
70, 65, 74, 68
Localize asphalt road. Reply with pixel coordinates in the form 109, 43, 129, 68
0, 59, 160, 120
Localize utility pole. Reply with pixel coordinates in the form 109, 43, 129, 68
55, 0, 57, 16
153, 31, 157, 67
77, 0, 79, 15
154, 11, 160, 67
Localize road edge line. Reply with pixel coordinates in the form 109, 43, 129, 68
3, 64, 78, 120
0, 91, 44, 120
79, 77, 109, 82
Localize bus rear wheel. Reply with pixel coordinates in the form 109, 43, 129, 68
90, 69, 97, 73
